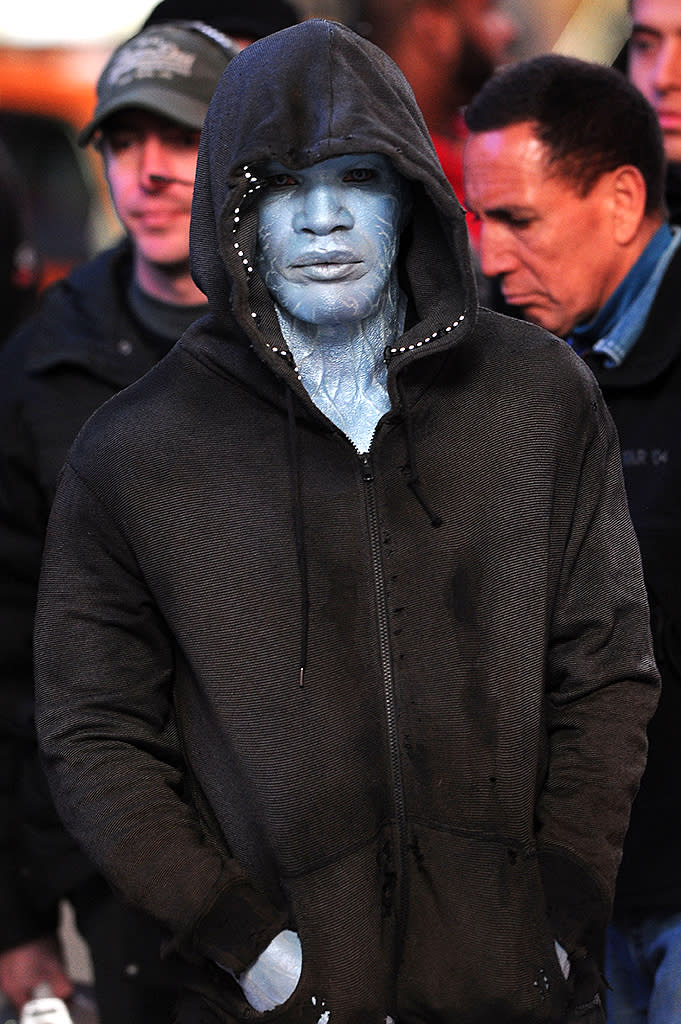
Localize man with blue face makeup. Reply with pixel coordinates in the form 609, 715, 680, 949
33, 20, 660, 1024
256, 154, 408, 452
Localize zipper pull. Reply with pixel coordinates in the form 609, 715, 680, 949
360, 452, 374, 482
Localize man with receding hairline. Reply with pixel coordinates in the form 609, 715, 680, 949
0, 19, 242, 1024
464, 52, 681, 1023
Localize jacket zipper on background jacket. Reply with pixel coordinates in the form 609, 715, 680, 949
360, 452, 410, 968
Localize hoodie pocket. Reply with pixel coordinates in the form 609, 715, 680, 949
182, 828, 398, 1023
398, 826, 571, 1023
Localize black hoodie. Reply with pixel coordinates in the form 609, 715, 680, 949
35, 20, 659, 1024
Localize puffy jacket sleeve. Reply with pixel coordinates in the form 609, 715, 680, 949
539, 378, 660, 993
34, 464, 287, 973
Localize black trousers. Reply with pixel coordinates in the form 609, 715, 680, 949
70, 877, 181, 1024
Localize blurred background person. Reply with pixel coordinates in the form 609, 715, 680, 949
0, 4, 305, 1013
0, 18, 244, 1024
463, 53, 681, 1024
626, 0, 681, 224
0, 140, 39, 346
349, 0, 518, 243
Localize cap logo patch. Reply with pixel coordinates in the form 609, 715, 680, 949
105, 37, 197, 87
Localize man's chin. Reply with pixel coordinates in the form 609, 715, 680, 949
505, 299, 564, 336
144, 255, 192, 277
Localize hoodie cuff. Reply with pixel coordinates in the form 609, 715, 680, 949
189, 878, 289, 975
539, 846, 609, 1007
539, 847, 609, 959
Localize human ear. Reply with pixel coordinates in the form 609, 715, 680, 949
610, 165, 648, 246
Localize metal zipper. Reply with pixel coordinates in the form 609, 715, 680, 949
360, 452, 410, 957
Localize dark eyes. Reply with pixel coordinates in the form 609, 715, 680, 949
169, 129, 202, 150
268, 173, 299, 188
493, 212, 534, 230
629, 32, 659, 56
106, 129, 200, 154
106, 132, 138, 153
506, 217, 533, 229
266, 167, 377, 188
343, 168, 375, 183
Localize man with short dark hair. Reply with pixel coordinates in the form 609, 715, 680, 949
463, 53, 681, 1023
627, 0, 681, 224
33, 22, 659, 1024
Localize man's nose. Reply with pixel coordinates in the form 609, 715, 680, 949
653, 38, 681, 93
478, 221, 517, 279
139, 136, 174, 188
292, 184, 354, 234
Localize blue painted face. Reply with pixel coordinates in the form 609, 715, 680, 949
255, 153, 406, 325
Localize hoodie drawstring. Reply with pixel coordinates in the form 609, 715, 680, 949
285, 386, 310, 687
284, 375, 442, 688
397, 375, 443, 529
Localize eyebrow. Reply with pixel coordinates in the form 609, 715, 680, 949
631, 23, 660, 33
631, 22, 681, 39
472, 205, 536, 222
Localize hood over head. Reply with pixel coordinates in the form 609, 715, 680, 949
189, 21, 480, 684
190, 18, 476, 366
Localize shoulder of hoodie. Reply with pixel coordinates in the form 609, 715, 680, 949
465, 306, 603, 405
461, 307, 613, 449
64, 304, 602, 477
64, 312, 251, 467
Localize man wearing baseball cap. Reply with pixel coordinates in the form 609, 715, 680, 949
77, 21, 242, 307
0, 19, 245, 1024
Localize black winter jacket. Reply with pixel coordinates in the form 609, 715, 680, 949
35, 21, 660, 1024
0, 240, 176, 949
584, 242, 681, 913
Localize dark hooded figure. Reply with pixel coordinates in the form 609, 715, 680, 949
35, 19, 659, 1024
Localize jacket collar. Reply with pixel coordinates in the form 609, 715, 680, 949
584, 242, 681, 389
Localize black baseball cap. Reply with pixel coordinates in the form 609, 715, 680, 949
79, 22, 240, 146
